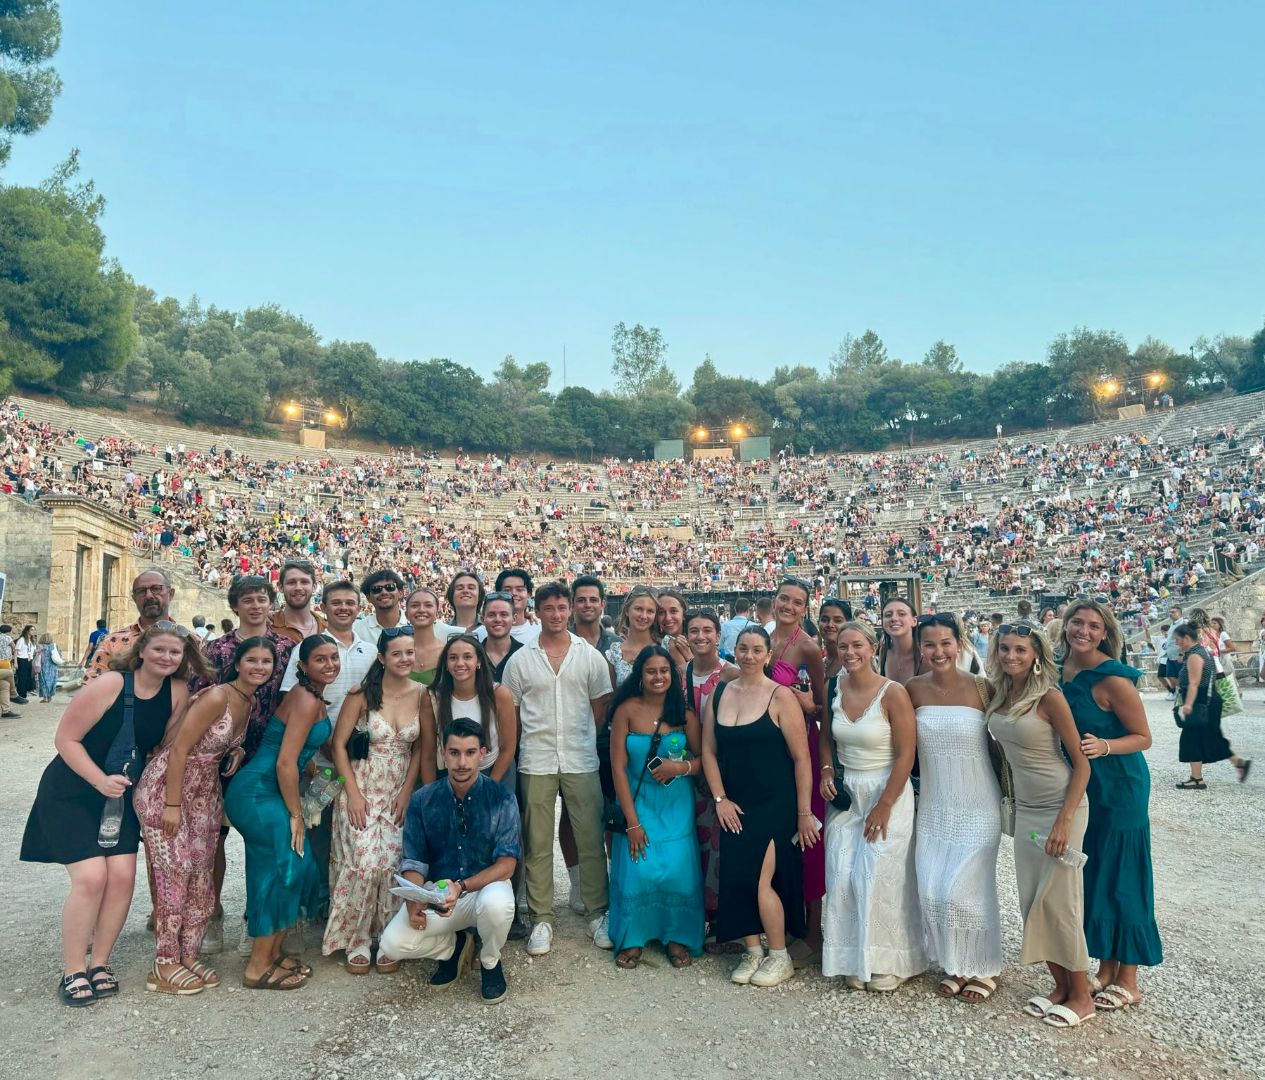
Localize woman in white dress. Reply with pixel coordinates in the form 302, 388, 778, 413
905, 613, 1003, 1003
819, 621, 925, 991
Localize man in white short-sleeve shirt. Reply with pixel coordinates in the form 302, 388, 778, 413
502, 581, 612, 957
281, 580, 376, 725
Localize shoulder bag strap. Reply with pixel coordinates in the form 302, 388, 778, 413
102, 671, 139, 777
629, 717, 665, 808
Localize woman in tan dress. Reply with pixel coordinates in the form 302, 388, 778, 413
984, 621, 1094, 1029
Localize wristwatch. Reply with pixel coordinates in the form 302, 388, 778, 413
714, 794, 726, 804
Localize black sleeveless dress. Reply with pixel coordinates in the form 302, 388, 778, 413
712, 682, 806, 942
21, 676, 173, 864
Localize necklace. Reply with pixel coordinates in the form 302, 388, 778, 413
226, 681, 253, 704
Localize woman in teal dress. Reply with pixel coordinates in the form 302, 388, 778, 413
1059, 599, 1162, 1010
608, 645, 705, 968
225, 634, 340, 990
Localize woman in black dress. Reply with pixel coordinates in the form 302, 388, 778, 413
21, 623, 205, 1006
1173, 623, 1251, 788
702, 626, 819, 989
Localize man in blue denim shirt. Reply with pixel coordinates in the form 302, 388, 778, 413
378, 719, 521, 1003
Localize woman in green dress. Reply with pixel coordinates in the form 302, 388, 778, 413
406, 587, 444, 686
1058, 599, 1162, 1011
224, 634, 339, 990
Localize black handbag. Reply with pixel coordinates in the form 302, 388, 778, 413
824, 676, 852, 812
1174, 701, 1210, 729
602, 718, 664, 833
347, 706, 370, 760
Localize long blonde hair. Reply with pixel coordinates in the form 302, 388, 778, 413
984, 622, 1060, 722
1058, 598, 1124, 661
615, 586, 662, 639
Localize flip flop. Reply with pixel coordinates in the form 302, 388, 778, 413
666, 944, 692, 968
1094, 984, 1141, 1010
1043, 1003, 1096, 1028
615, 948, 642, 969
1023, 995, 1054, 1017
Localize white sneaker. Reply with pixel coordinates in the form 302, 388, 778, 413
588, 913, 613, 950
526, 922, 553, 956
202, 915, 223, 955
731, 950, 764, 985
568, 881, 586, 915
751, 953, 795, 987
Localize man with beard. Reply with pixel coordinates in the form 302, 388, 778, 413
84, 569, 177, 679
268, 559, 327, 643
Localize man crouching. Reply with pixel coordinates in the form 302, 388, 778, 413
379, 718, 520, 1003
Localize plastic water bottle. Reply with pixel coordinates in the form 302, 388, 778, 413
796, 664, 810, 692
415, 880, 452, 908
1029, 830, 1088, 869
98, 795, 124, 848
301, 768, 341, 827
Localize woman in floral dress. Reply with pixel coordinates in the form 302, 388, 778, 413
135, 637, 275, 993
324, 629, 424, 973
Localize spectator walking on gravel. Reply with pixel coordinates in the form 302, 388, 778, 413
35, 632, 64, 702
1173, 623, 1252, 789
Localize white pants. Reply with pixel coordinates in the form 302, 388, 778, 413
378, 880, 515, 969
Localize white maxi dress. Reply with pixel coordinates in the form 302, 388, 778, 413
821, 681, 926, 980
913, 703, 1003, 979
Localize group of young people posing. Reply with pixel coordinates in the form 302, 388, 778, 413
21, 564, 1161, 1027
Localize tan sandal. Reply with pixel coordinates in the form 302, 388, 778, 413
375, 954, 400, 974
146, 962, 205, 996
185, 960, 220, 988
344, 953, 372, 975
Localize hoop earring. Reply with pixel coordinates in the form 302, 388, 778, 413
1033, 658, 1043, 676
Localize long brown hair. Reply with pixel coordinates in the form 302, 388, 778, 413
431, 634, 498, 738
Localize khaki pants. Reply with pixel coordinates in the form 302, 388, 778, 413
0, 667, 14, 711
520, 771, 607, 924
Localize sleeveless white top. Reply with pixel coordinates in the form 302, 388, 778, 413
439, 692, 500, 772
831, 681, 895, 771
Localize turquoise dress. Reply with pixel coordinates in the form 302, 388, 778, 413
608, 729, 706, 957
224, 713, 332, 937
1061, 660, 1163, 966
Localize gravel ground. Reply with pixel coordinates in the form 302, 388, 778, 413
1, 690, 1261, 1080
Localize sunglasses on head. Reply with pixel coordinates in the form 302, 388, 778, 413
380, 626, 414, 639
484, 591, 514, 604
369, 582, 399, 595
916, 613, 957, 628
152, 620, 190, 638
998, 622, 1038, 637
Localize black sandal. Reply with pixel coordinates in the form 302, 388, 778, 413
1175, 777, 1207, 789
88, 965, 119, 998
1236, 759, 1252, 784
59, 971, 96, 1008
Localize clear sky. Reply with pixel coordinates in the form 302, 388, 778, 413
7, 2, 1264, 392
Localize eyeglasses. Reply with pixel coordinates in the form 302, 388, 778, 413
132, 584, 169, 597
997, 622, 1038, 637
379, 625, 414, 639
369, 583, 399, 595
151, 620, 190, 638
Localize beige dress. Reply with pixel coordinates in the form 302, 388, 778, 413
987, 705, 1089, 970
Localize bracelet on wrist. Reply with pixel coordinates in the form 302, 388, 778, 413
797, 810, 813, 817
165, 803, 181, 808
628, 823, 645, 832
820, 765, 834, 773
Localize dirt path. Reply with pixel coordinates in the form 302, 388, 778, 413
1, 692, 1261, 1080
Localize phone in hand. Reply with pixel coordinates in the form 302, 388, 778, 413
647, 756, 677, 784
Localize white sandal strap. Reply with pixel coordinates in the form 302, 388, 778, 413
1043, 1004, 1085, 1027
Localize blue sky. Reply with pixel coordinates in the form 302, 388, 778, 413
7, 2, 1264, 391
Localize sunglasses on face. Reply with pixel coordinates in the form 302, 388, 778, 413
369, 583, 399, 595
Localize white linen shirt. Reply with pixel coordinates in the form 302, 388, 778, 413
503, 632, 612, 776
281, 631, 377, 723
